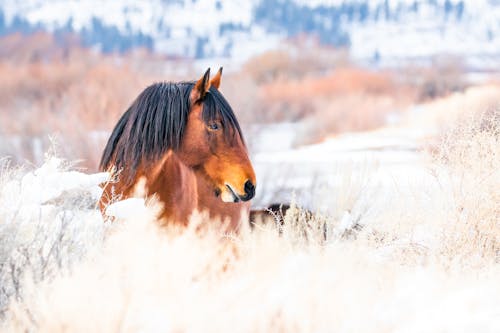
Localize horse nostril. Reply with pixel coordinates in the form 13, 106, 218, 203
244, 180, 255, 199
244, 180, 255, 192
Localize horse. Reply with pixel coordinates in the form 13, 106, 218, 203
99, 68, 256, 230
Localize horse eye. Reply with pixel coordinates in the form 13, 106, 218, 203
208, 122, 220, 131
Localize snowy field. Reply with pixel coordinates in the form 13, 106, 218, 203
252, 125, 429, 211
0, 91, 499, 331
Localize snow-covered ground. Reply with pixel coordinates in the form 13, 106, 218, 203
0, 83, 498, 331
2, 0, 499, 70
252, 124, 432, 211
1, 135, 499, 332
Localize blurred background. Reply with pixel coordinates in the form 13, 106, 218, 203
0, 0, 499, 208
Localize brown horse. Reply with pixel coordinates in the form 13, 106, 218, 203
99, 68, 256, 230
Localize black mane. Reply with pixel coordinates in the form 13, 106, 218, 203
99, 82, 243, 183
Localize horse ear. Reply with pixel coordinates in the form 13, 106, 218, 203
210, 67, 223, 89
191, 68, 211, 103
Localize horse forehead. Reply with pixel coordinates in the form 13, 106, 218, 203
199, 102, 222, 120
189, 103, 203, 115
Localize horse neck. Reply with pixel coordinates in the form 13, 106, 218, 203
146, 152, 198, 224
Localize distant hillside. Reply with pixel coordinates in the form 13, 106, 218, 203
0, 0, 499, 69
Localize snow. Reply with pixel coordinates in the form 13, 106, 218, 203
0, 159, 107, 243
1, 158, 107, 207
251, 124, 433, 211
105, 197, 148, 220
0, 100, 499, 331
1, 0, 266, 62
0, 158, 110, 285
347, 1, 500, 69
2, 0, 499, 69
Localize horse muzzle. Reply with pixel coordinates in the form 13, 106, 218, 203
221, 180, 255, 203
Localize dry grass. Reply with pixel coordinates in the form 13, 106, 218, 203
401, 84, 500, 134
1, 34, 465, 169
0, 32, 191, 169
0, 32, 498, 332
2, 210, 500, 332
0, 157, 108, 317
0, 109, 498, 332
431, 110, 500, 263
0, 56, 158, 168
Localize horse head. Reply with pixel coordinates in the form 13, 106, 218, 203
100, 68, 256, 225
177, 68, 256, 203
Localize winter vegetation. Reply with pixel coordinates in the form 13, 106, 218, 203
0, 33, 478, 168
0, 96, 498, 331
0, 7, 499, 330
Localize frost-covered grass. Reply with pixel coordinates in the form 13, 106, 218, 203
0, 112, 499, 332
0, 157, 109, 316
